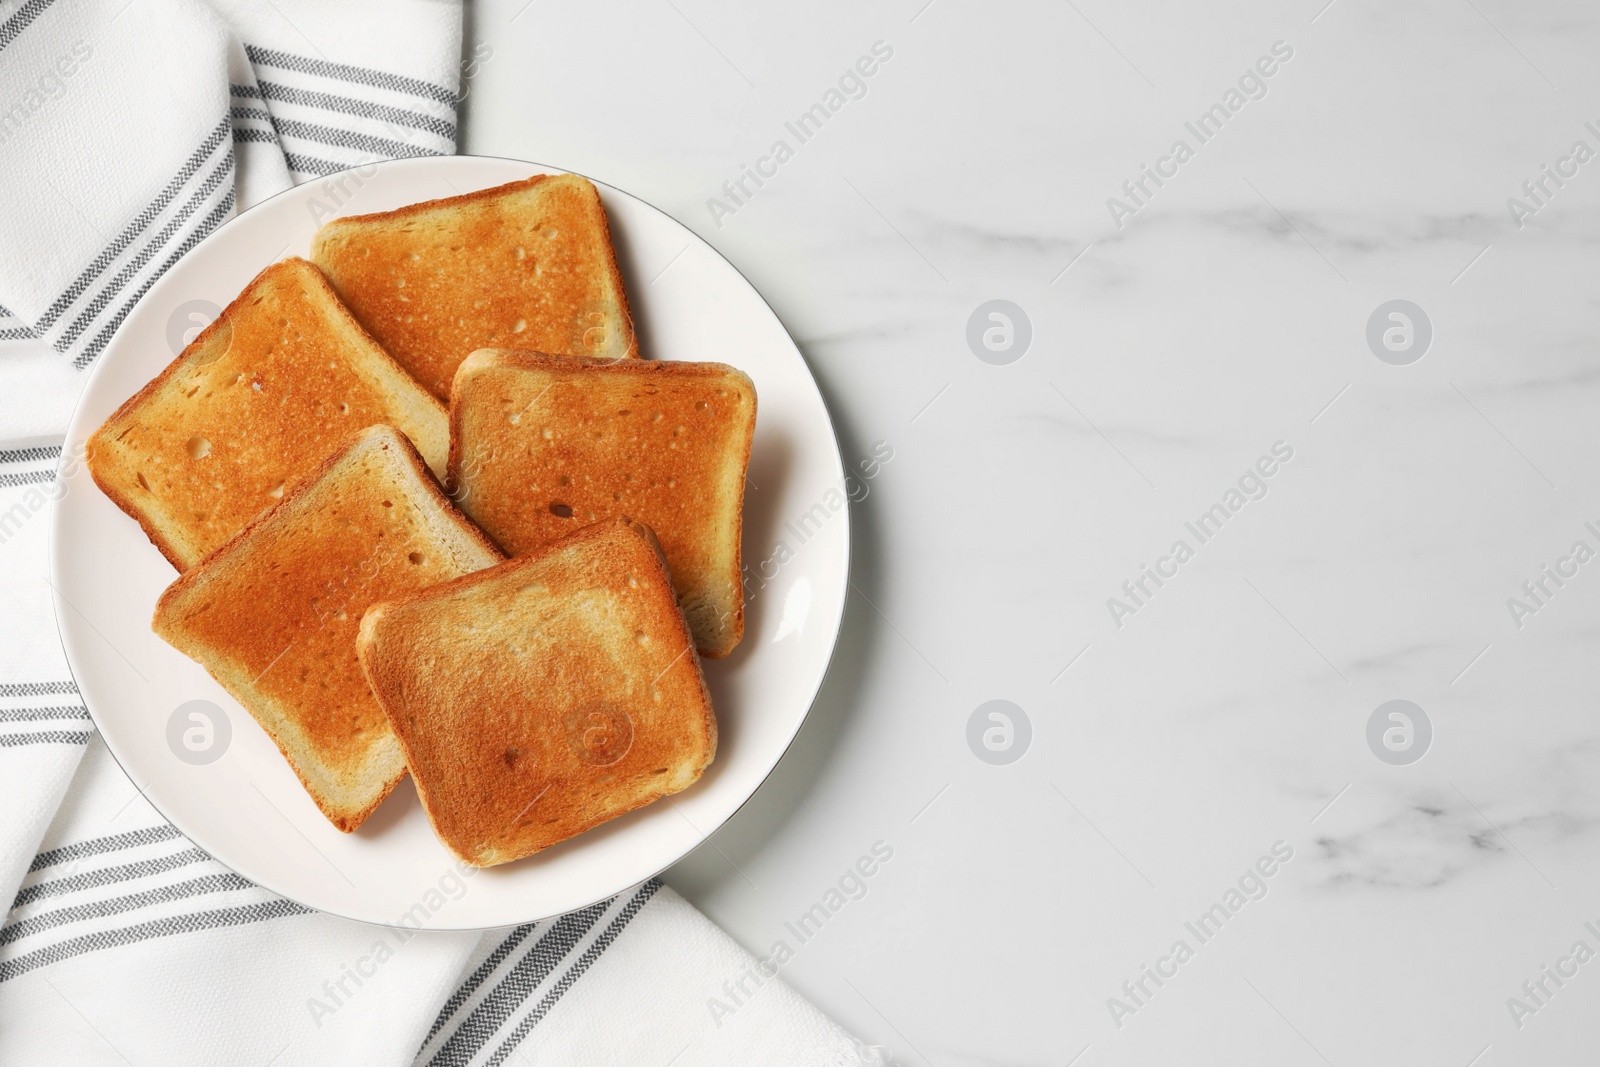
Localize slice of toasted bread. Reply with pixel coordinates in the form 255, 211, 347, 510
357, 518, 716, 866
310, 173, 638, 401
88, 257, 449, 572
447, 350, 756, 658
153, 425, 502, 832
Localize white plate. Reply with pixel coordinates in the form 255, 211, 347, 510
51, 156, 849, 929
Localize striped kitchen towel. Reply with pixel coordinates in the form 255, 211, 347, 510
0, 2, 875, 1065
0, 0, 464, 437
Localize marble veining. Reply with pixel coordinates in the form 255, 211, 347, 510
463, 1, 1600, 1062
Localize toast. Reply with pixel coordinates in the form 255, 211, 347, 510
153, 425, 502, 832
310, 173, 638, 401
88, 257, 449, 571
356, 518, 716, 866
447, 350, 756, 658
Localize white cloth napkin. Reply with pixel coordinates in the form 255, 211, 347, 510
0, 3, 873, 1063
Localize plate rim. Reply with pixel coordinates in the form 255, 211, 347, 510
49, 152, 852, 930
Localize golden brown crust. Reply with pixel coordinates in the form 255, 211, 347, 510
357, 518, 716, 866
154, 425, 502, 832
87, 257, 449, 572
446, 350, 755, 657
311, 173, 639, 401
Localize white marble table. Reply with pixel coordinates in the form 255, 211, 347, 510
466, 2, 1600, 1063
